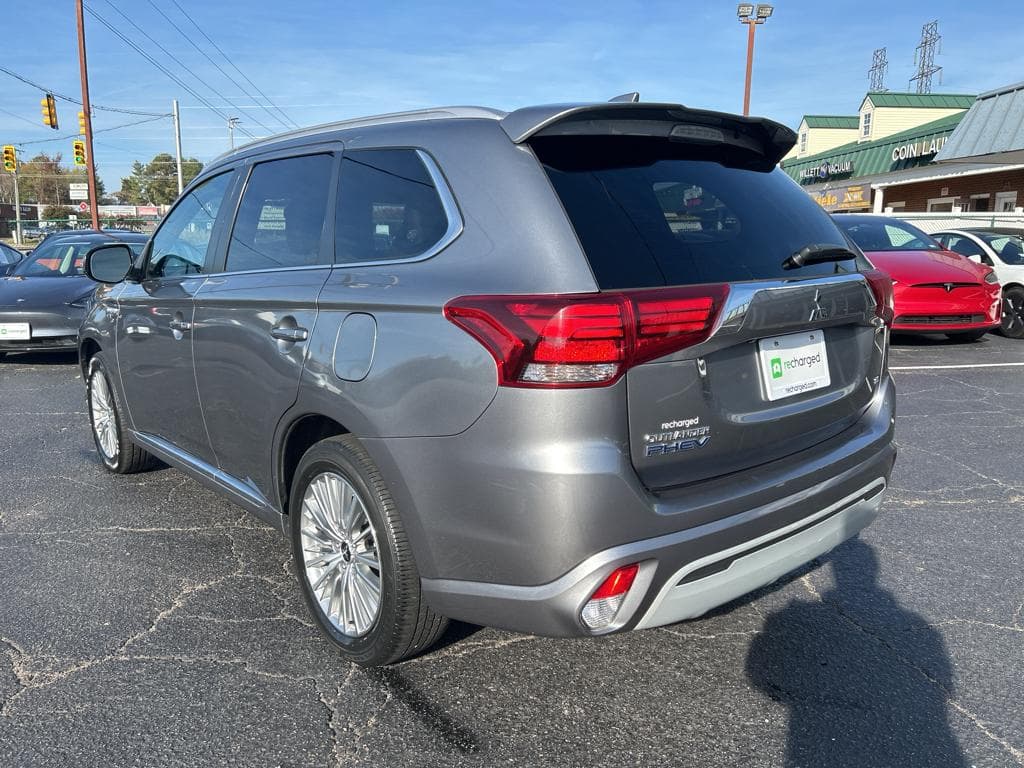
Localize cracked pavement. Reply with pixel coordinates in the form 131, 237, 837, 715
1, 336, 1022, 767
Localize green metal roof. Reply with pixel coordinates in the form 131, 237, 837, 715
780, 112, 965, 183
802, 115, 859, 129
863, 91, 976, 109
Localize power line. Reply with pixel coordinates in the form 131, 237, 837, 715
0, 106, 46, 130
82, 3, 256, 139
0, 65, 167, 116
13, 114, 171, 147
101, 0, 276, 135
146, 0, 294, 131
168, 0, 299, 130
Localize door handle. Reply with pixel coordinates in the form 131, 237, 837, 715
124, 325, 153, 336
271, 325, 308, 342
169, 319, 192, 332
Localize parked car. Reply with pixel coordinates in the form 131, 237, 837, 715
0, 231, 147, 358
79, 101, 896, 666
833, 214, 1001, 341
932, 228, 1024, 339
0, 242, 24, 276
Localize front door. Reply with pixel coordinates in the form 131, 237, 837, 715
116, 171, 235, 463
192, 151, 336, 502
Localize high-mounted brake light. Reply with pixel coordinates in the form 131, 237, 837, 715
580, 564, 639, 630
444, 285, 729, 388
863, 269, 894, 326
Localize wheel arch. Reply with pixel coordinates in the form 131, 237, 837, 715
79, 336, 102, 378
277, 413, 350, 518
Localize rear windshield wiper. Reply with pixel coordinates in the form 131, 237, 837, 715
782, 244, 859, 270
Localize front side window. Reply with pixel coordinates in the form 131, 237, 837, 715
942, 235, 985, 259
147, 172, 233, 279
224, 154, 334, 272
335, 149, 450, 264
979, 233, 1024, 265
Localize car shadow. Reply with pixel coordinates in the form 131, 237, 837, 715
744, 539, 967, 767
0, 350, 79, 366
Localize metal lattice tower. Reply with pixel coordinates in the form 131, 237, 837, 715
869, 47, 888, 91
910, 20, 942, 94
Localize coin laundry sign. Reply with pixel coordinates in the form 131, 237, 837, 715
891, 135, 948, 162
799, 160, 854, 181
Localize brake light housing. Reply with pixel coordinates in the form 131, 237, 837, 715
580, 564, 639, 630
444, 284, 729, 388
863, 269, 894, 326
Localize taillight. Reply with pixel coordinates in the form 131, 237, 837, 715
580, 564, 639, 630
444, 284, 728, 388
863, 269, 894, 326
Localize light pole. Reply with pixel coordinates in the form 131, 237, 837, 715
737, 3, 774, 116
227, 117, 240, 150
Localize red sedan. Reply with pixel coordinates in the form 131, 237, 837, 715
834, 214, 1001, 341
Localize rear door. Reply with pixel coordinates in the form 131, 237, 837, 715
532, 134, 886, 490
191, 148, 337, 504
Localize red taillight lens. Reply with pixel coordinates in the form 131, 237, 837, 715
580, 563, 640, 630
590, 564, 639, 600
444, 284, 728, 388
863, 269, 894, 326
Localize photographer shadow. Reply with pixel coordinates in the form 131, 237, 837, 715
745, 539, 967, 767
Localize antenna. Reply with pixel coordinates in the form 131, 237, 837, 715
910, 20, 942, 94
869, 47, 888, 92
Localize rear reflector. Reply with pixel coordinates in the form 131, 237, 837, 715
444, 285, 729, 388
580, 564, 639, 630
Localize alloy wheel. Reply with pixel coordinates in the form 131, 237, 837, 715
1003, 293, 1024, 335
299, 471, 382, 637
89, 372, 118, 460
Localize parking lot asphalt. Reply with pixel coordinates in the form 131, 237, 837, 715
0, 335, 1022, 768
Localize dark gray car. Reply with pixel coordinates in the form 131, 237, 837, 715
0, 231, 147, 357
79, 101, 897, 665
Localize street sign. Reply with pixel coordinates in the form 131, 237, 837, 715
78, 202, 89, 212
69, 183, 88, 201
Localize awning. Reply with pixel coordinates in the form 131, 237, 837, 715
934, 82, 1024, 164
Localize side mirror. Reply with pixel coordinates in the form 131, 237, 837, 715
84, 243, 134, 284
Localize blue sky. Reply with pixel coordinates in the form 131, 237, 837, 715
2, 0, 1019, 193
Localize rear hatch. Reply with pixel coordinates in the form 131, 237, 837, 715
529, 120, 887, 490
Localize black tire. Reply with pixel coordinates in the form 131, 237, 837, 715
86, 353, 157, 473
946, 329, 989, 343
999, 286, 1024, 339
290, 435, 447, 666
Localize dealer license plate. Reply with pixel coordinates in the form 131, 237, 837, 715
0, 323, 30, 341
758, 331, 831, 402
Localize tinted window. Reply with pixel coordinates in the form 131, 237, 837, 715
225, 154, 333, 272
978, 233, 1024, 265
533, 136, 860, 289
14, 240, 144, 277
147, 172, 232, 279
834, 217, 940, 253
941, 234, 985, 259
0, 243, 20, 265
335, 149, 449, 264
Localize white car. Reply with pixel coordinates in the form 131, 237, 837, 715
933, 228, 1024, 339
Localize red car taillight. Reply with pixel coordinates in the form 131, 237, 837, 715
444, 285, 729, 388
580, 564, 639, 630
863, 269, 894, 326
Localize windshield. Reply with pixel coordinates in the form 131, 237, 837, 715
532, 136, 862, 289
13, 240, 143, 277
977, 232, 1024, 265
834, 217, 941, 253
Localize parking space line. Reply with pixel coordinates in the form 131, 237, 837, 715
890, 362, 1024, 371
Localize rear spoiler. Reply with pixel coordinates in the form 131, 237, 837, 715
500, 102, 796, 168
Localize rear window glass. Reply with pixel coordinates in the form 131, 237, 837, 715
978, 233, 1024, 265
834, 217, 940, 252
533, 137, 860, 289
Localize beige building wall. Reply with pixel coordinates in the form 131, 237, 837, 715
783, 121, 859, 160
859, 102, 967, 143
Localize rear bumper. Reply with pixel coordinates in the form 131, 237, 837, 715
365, 374, 896, 637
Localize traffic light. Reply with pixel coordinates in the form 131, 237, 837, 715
72, 140, 86, 167
41, 94, 58, 130
78, 111, 87, 135
2, 145, 15, 173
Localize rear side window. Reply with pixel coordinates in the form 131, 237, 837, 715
533, 136, 859, 289
335, 149, 449, 264
225, 153, 334, 272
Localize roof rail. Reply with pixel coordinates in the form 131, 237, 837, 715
210, 105, 507, 164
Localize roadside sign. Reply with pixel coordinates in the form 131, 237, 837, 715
78, 202, 89, 212
70, 188, 88, 201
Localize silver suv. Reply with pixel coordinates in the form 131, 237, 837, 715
80, 101, 896, 665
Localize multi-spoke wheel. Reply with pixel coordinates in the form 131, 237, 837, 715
300, 472, 382, 637
290, 435, 448, 666
1000, 287, 1024, 339
86, 352, 157, 473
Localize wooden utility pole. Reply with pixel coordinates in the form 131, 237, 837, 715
75, 0, 100, 230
